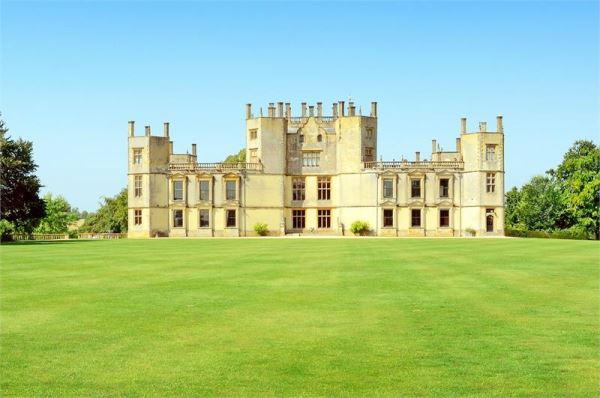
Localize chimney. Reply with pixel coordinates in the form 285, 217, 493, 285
169, 141, 173, 154
479, 122, 487, 132
348, 102, 356, 116
163, 122, 169, 137
285, 103, 291, 119
339, 101, 345, 117
128, 121, 135, 137
332, 103, 338, 118
268, 103, 275, 118
496, 115, 503, 133
277, 102, 283, 118
456, 137, 462, 154
371, 102, 377, 117
145, 125, 151, 136
246, 104, 252, 119
309, 105, 314, 117
460, 117, 467, 135
432, 139, 437, 154
191, 143, 197, 157
317, 102, 322, 119
415, 151, 420, 162
301, 102, 307, 118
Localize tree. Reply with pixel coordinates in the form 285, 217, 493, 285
0, 115, 46, 235
223, 149, 246, 164
549, 140, 600, 239
34, 193, 77, 234
504, 186, 522, 228
80, 188, 128, 233
514, 175, 569, 231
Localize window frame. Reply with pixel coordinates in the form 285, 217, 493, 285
485, 144, 496, 161
302, 151, 320, 167
226, 209, 237, 228
411, 209, 421, 228
134, 175, 143, 197
199, 209, 210, 228
439, 178, 449, 198
439, 209, 450, 228
486, 173, 496, 193
383, 208, 394, 228
249, 129, 258, 140
292, 209, 306, 229
173, 209, 184, 228
134, 209, 142, 226
225, 180, 237, 201
317, 209, 331, 229
317, 176, 331, 201
411, 179, 421, 198
133, 148, 142, 165
383, 178, 394, 199
199, 180, 210, 201
292, 177, 306, 201
173, 180, 184, 201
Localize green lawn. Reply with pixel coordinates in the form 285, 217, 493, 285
1, 238, 598, 397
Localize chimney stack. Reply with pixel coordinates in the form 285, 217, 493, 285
339, 101, 345, 117
432, 139, 437, 154
191, 143, 197, 157
128, 121, 135, 137
496, 115, 503, 133
456, 137, 462, 154
277, 102, 284, 118
145, 125, 151, 136
415, 151, 421, 162
169, 141, 173, 154
460, 117, 467, 135
246, 104, 252, 119
317, 102, 322, 119
348, 102, 356, 116
479, 122, 487, 132
301, 102, 307, 118
285, 103, 291, 119
163, 122, 169, 137
309, 105, 314, 117
370, 102, 377, 117
332, 103, 338, 118
268, 103, 275, 118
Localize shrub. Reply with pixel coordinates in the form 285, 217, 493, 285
254, 222, 269, 236
350, 220, 370, 236
465, 228, 476, 237
0, 219, 15, 242
505, 227, 590, 240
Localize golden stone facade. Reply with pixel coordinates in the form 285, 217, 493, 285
127, 101, 505, 238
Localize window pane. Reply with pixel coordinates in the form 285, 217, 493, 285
226, 181, 236, 200
293, 177, 305, 201
199, 181, 210, 201
440, 210, 450, 227
411, 180, 421, 198
226, 210, 236, 227
383, 179, 394, 198
173, 210, 183, 227
383, 209, 394, 227
411, 209, 421, 227
173, 181, 183, 201
199, 209, 209, 227
440, 179, 449, 197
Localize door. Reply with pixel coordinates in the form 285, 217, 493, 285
486, 214, 494, 232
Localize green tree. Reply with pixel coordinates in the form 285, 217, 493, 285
81, 188, 128, 233
223, 148, 246, 164
514, 175, 569, 231
504, 186, 522, 228
35, 193, 77, 234
0, 115, 46, 236
549, 140, 600, 239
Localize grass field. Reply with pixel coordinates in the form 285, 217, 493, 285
1, 238, 598, 397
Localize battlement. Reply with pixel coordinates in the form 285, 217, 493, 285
245, 101, 378, 120
127, 121, 172, 138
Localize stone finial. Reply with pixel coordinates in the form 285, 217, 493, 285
163, 122, 169, 138
128, 121, 135, 137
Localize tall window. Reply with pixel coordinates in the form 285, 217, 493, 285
383, 178, 394, 198
134, 209, 142, 225
249, 148, 258, 163
411, 209, 421, 227
486, 173, 496, 193
299, 135, 304, 143
292, 177, 305, 201
133, 148, 142, 165
440, 209, 450, 227
318, 209, 331, 229
226, 209, 236, 227
134, 175, 142, 197
486, 145, 496, 161
383, 209, 394, 227
411, 179, 421, 198
199, 209, 209, 227
199, 180, 210, 201
226, 180, 236, 200
292, 209, 305, 229
302, 152, 320, 167
249, 129, 258, 140
173, 181, 184, 201
366, 128, 374, 139
318, 177, 331, 200
439, 178, 449, 198
173, 209, 183, 227
364, 147, 374, 161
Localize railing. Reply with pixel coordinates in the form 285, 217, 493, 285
288, 116, 336, 125
364, 160, 464, 170
79, 233, 126, 240
169, 162, 263, 172
11, 233, 69, 241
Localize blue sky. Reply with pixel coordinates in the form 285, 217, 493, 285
1, 1, 598, 211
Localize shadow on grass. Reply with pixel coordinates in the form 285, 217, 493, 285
1, 239, 111, 246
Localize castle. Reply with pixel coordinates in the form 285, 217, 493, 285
127, 101, 504, 238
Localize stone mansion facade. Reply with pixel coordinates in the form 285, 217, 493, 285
127, 101, 505, 238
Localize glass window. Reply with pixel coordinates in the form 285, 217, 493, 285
226, 180, 236, 200
440, 178, 449, 198
364, 147, 374, 162
318, 209, 331, 229
317, 177, 331, 200
134, 175, 142, 197
486, 173, 496, 193
383, 178, 394, 198
249, 148, 258, 163
302, 152, 320, 167
486, 145, 496, 161
249, 129, 258, 140
411, 209, 421, 227
199, 209, 209, 227
199, 180, 210, 201
292, 177, 305, 201
226, 209, 236, 227
292, 209, 305, 229
173, 209, 183, 227
383, 209, 394, 227
440, 209, 450, 227
173, 181, 183, 201
133, 148, 142, 165
411, 179, 421, 198
134, 209, 142, 225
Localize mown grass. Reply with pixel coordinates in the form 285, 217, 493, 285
1, 238, 598, 397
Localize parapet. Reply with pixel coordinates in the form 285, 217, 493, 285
459, 116, 504, 135
127, 121, 171, 138
245, 100, 378, 120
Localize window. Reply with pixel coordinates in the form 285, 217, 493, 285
299, 134, 304, 143
411, 209, 421, 227
133, 148, 142, 165
318, 209, 331, 229
440, 209, 450, 227
317, 177, 331, 200
249, 148, 258, 163
226, 209, 236, 227
199, 180, 210, 201
317, 134, 323, 142
411, 179, 421, 198
134, 175, 142, 197
226, 180, 237, 200
486, 208, 494, 232
383, 178, 394, 198
302, 152, 320, 167
173, 180, 184, 201
439, 178, 449, 198
292, 209, 305, 229
134, 209, 142, 225
199, 209, 209, 227
173, 209, 183, 228
486, 145, 496, 161
292, 177, 305, 201
364, 147, 374, 162
383, 209, 394, 227
486, 173, 496, 193
366, 128, 374, 139
249, 129, 258, 140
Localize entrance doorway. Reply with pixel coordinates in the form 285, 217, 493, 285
486, 209, 494, 232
